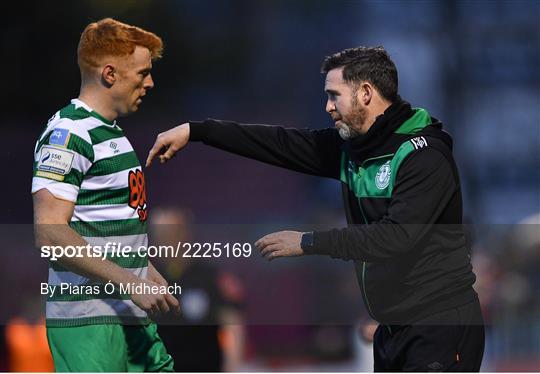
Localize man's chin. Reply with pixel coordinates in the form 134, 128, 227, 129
118, 106, 139, 118
338, 125, 365, 140
338, 127, 352, 140
128, 105, 140, 114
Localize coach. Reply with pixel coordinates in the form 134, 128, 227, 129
147, 46, 485, 371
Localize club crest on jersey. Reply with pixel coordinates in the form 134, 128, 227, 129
411, 136, 428, 150
375, 161, 391, 189
49, 128, 70, 147
128, 169, 148, 222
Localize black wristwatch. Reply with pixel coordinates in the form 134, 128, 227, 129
300, 231, 314, 252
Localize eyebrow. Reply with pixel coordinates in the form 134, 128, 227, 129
325, 89, 339, 95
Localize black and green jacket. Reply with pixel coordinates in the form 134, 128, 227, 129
189, 100, 478, 324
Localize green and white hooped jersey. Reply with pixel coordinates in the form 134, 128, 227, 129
32, 99, 149, 327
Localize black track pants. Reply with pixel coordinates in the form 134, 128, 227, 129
373, 299, 485, 372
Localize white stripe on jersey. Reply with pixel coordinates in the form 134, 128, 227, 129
48, 267, 147, 286
80, 168, 135, 190
72, 204, 139, 222
46, 299, 147, 319
92, 136, 134, 162
31, 177, 79, 202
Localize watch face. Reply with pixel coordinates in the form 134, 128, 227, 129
302, 232, 314, 248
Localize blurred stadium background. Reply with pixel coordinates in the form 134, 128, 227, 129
1, 0, 539, 371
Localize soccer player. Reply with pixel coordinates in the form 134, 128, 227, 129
32, 18, 179, 372
147, 46, 485, 371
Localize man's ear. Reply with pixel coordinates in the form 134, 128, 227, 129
359, 82, 373, 105
101, 64, 116, 87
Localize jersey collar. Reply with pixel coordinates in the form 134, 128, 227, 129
71, 98, 118, 127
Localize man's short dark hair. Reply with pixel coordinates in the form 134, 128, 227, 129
321, 46, 398, 102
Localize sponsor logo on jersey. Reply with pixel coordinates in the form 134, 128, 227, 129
375, 160, 391, 189
411, 136, 428, 150
36, 145, 75, 180
128, 169, 148, 222
49, 128, 70, 147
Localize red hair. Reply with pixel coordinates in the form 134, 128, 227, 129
78, 18, 163, 73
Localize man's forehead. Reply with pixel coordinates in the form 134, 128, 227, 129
124, 46, 152, 69
325, 67, 345, 88
132, 46, 152, 63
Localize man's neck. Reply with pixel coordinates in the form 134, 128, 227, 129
78, 88, 118, 122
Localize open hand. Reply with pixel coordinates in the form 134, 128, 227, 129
130, 279, 181, 316
255, 230, 305, 261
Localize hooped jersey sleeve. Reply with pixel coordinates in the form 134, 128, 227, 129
32, 114, 95, 202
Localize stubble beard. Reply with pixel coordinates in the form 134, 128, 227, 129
337, 98, 368, 140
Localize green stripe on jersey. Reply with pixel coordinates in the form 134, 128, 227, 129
76, 187, 130, 205
60, 103, 115, 127
67, 133, 94, 162
70, 218, 147, 237
59, 104, 91, 121
89, 125, 124, 144
86, 151, 140, 176
62, 169, 85, 186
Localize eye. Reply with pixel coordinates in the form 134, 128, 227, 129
326, 90, 339, 100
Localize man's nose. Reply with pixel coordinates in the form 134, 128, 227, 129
145, 74, 154, 90
326, 99, 335, 114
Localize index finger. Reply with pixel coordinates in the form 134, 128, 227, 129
146, 139, 164, 167
255, 233, 277, 249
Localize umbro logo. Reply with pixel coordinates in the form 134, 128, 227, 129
109, 141, 120, 154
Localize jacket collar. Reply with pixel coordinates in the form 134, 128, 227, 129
345, 98, 415, 163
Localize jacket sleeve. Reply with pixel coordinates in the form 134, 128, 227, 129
189, 119, 342, 179
307, 148, 458, 261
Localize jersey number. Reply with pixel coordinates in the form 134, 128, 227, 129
128, 170, 148, 222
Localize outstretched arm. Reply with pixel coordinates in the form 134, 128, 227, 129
147, 120, 343, 179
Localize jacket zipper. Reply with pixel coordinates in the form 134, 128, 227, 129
359, 203, 376, 320
355, 154, 394, 321
355, 163, 376, 320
